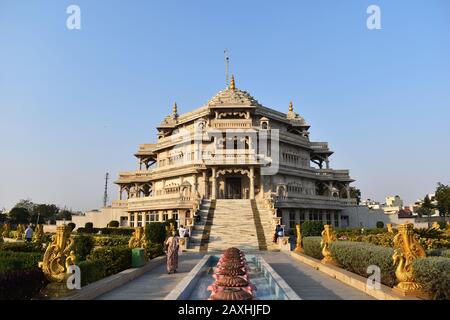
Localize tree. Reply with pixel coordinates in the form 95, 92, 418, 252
56, 210, 72, 221
31, 204, 59, 224
8, 207, 30, 225
14, 199, 36, 212
349, 187, 361, 205
417, 195, 434, 227
435, 182, 450, 217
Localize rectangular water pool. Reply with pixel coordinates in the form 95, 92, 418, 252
165, 254, 300, 300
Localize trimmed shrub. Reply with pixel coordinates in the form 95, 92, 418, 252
67, 222, 76, 231
0, 252, 43, 272
88, 246, 131, 276
146, 243, 164, 260
301, 221, 324, 237
107, 220, 120, 228
413, 257, 450, 300
0, 242, 43, 253
78, 260, 107, 286
348, 233, 394, 248
146, 223, 166, 244
335, 227, 386, 237
376, 221, 384, 229
92, 235, 129, 247
100, 227, 134, 236
73, 235, 95, 261
330, 241, 395, 287
303, 236, 323, 260
76, 227, 100, 234
85, 222, 94, 229
0, 268, 48, 300
442, 249, 450, 258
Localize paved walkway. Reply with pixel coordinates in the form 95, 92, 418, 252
97, 252, 373, 300
262, 252, 373, 300
96, 253, 204, 300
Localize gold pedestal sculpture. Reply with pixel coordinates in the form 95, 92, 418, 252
387, 223, 394, 234
129, 227, 147, 251
392, 223, 427, 297
431, 222, 440, 230
33, 224, 44, 243
294, 224, 304, 253
320, 225, 337, 265
38, 225, 77, 298
16, 224, 25, 240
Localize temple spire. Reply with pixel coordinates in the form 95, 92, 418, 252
289, 101, 293, 112
230, 75, 235, 90
172, 102, 178, 118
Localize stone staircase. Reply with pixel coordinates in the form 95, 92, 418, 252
188, 199, 278, 252
186, 199, 213, 252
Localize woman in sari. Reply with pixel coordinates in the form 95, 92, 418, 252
165, 231, 180, 274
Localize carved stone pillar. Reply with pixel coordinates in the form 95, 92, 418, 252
118, 186, 122, 201
211, 167, 217, 200
203, 171, 208, 198
249, 167, 255, 200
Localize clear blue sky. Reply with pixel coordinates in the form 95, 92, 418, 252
1, 0, 449, 211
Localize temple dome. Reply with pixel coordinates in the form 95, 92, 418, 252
207, 76, 261, 107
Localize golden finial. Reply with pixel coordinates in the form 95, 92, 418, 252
289, 101, 293, 112
172, 102, 178, 116
230, 75, 235, 90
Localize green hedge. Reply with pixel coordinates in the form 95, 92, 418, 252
73, 235, 95, 261
0, 252, 43, 273
0, 242, 43, 253
100, 227, 134, 236
0, 268, 48, 300
145, 223, 166, 244
146, 243, 164, 260
78, 260, 107, 287
303, 236, 323, 260
107, 220, 120, 228
301, 221, 324, 237
77, 227, 134, 236
413, 257, 450, 300
329, 241, 396, 287
88, 246, 131, 276
92, 235, 129, 247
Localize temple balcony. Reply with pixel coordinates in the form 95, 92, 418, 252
275, 193, 357, 209
210, 119, 253, 129
116, 170, 154, 184
204, 149, 270, 166
125, 194, 197, 211
314, 169, 353, 182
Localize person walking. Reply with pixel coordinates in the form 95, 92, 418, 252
165, 231, 180, 274
25, 225, 33, 242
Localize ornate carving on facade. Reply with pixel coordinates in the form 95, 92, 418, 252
33, 224, 44, 243
216, 168, 250, 178
392, 223, 426, 295
128, 227, 147, 250
294, 224, 304, 253
39, 225, 76, 282
320, 225, 337, 264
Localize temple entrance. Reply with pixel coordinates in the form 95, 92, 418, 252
225, 177, 242, 199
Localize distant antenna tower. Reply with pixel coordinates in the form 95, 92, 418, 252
103, 172, 109, 207
224, 49, 230, 87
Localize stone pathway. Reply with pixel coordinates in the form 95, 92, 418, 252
96, 253, 204, 300
262, 252, 374, 300
96, 251, 373, 300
